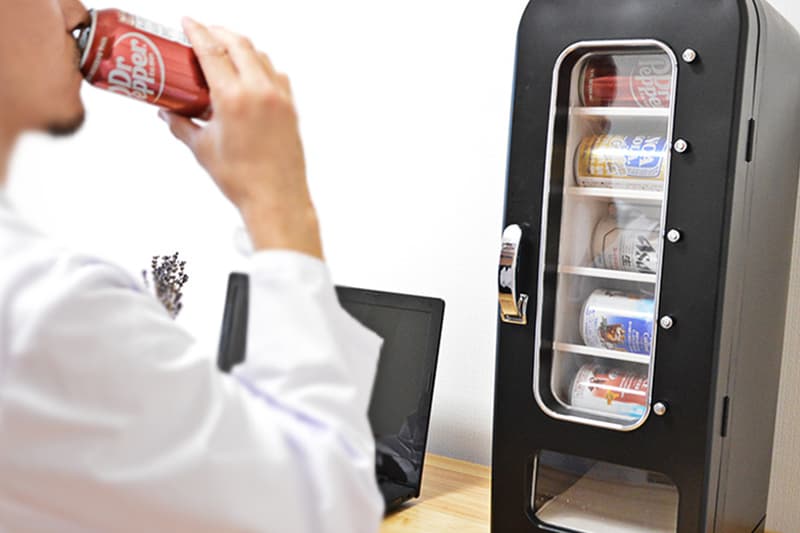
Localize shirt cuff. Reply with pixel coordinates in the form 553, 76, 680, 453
249, 250, 329, 283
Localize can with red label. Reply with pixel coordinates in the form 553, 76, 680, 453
76, 9, 210, 118
570, 364, 649, 419
580, 53, 673, 108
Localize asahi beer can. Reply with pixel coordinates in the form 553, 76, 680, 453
570, 364, 649, 418
76, 9, 211, 118
581, 54, 673, 108
575, 134, 668, 190
592, 204, 661, 274
581, 289, 654, 355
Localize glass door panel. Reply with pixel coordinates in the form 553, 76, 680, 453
534, 42, 678, 430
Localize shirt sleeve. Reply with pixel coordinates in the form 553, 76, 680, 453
0, 250, 385, 533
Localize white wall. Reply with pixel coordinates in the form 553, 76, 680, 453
6, 0, 799, 531
7, 0, 527, 466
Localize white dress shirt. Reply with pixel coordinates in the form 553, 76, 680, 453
0, 193, 385, 533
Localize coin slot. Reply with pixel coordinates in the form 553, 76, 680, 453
721, 395, 731, 437
746, 119, 756, 163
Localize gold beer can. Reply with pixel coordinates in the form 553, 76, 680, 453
575, 134, 669, 191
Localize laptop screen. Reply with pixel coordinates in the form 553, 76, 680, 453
217, 279, 444, 496
335, 287, 444, 493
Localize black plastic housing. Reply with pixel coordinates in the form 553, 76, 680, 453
492, 1, 800, 532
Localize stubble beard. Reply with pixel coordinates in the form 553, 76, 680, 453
48, 34, 87, 138
47, 109, 86, 137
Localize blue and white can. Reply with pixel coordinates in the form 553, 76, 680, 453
581, 289, 655, 355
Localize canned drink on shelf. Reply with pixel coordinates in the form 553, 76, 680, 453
570, 364, 649, 418
592, 204, 661, 274
581, 54, 673, 108
575, 134, 669, 190
581, 289, 654, 355
76, 8, 211, 118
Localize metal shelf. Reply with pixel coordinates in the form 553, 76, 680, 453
570, 106, 671, 118
565, 186, 665, 203
553, 342, 651, 365
558, 265, 657, 284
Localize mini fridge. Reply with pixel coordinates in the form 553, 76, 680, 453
492, 1, 800, 532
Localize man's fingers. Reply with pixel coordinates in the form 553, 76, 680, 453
275, 71, 293, 97
159, 110, 201, 149
257, 51, 278, 81
252, 51, 292, 98
208, 26, 272, 88
256, 52, 291, 94
182, 17, 237, 92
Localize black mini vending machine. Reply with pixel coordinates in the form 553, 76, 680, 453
492, 1, 800, 532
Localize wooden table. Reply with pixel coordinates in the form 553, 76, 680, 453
381, 454, 490, 533
380, 454, 778, 533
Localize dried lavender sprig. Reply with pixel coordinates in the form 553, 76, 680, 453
142, 252, 189, 319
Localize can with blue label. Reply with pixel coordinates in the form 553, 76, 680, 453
581, 289, 654, 355
576, 134, 668, 190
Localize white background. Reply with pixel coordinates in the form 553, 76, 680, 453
6, 0, 799, 531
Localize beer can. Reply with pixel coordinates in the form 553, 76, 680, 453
592, 204, 661, 274
581, 289, 654, 355
581, 54, 673, 108
570, 363, 649, 418
76, 9, 211, 118
575, 134, 668, 190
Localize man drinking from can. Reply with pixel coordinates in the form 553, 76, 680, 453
0, 1, 385, 532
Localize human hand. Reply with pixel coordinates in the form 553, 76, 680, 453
160, 18, 323, 259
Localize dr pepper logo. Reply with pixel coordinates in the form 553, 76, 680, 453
630, 57, 672, 108
107, 33, 165, 103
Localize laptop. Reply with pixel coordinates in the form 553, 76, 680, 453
217, 275, 445, 513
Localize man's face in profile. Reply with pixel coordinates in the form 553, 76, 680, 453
0, 0, 90, 137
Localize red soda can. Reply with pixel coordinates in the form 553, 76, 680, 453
570, 364, 649, 419
76, 9, 211, 118
581, 54, 673, 109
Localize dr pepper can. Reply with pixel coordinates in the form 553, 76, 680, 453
76, 8, 211, 118
580, 54, 673, 108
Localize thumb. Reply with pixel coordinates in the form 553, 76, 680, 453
159, 110, 201, 149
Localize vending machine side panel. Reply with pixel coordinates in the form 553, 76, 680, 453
705, 0, 763, 529
713, 1, 800, 531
